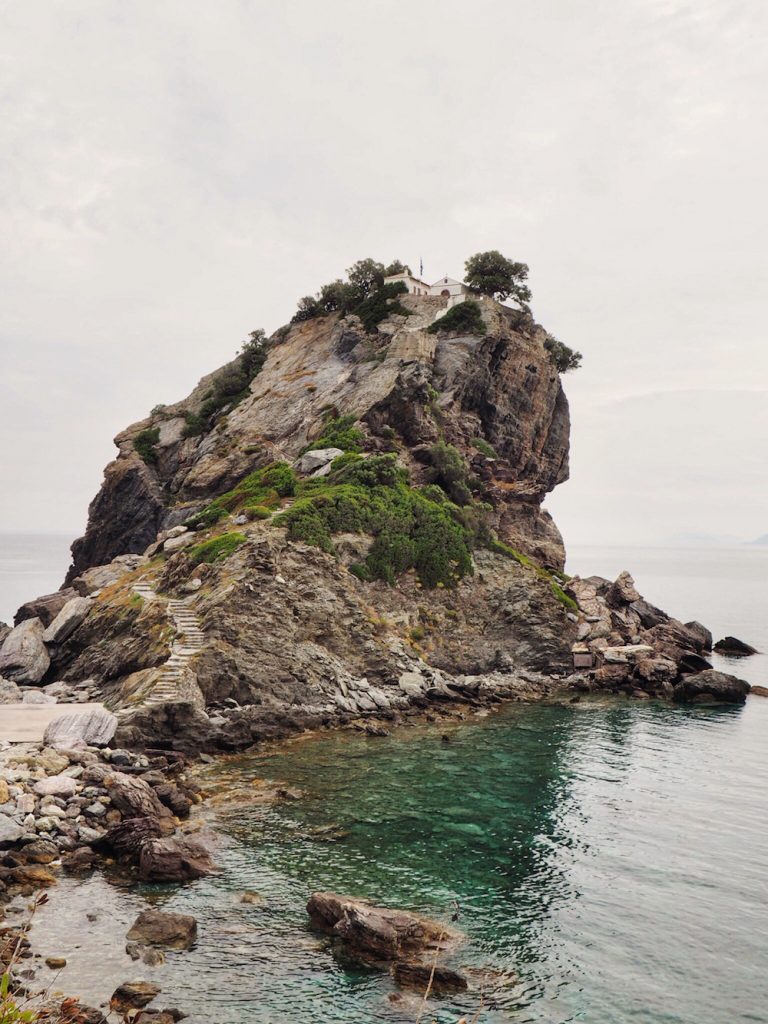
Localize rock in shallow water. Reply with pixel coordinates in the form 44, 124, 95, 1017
126, 909, 198, 949
673, 669, 750, 704
713, 636, 758, 657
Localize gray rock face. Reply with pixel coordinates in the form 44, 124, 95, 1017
43, 708, 118, 749
0, 618, 50, 683
294, 447, 345, 475
22, 690, 56, 704
43, 597, 92, 644
673, 669, 750, 704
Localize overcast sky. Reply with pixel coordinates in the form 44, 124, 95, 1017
1, 0, 766, 548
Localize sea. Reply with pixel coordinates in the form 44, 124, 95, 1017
2, 536, 766, 1023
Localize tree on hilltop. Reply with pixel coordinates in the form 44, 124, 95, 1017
346, 258, 385, 298
383, 259, 412, 277
464, 250, 532, 308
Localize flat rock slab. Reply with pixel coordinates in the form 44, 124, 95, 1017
0, 703, 106, 743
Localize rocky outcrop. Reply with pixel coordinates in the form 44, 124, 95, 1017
66, 298, 570, 578
43, 708, 118, 748
14, 589, 77, 628
42, 597, 92, 644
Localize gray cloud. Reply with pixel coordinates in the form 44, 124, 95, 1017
1, 0, 766, 544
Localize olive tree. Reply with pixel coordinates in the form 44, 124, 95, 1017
464, 250, 532, 307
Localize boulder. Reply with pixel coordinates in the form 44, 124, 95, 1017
138, 837, 216, 882
750, 685, 768, 698
104, 772, 173, 820
606, 571, 641, 607
713, 636, 758, 657
42, 597, 92, 644
683, 621, 712, 651
14, 589, 78, 628
673, 669, 750, 705
629, 598, 669, 629
293, 447, 344, 475
22, 690, 56, 704
44, 708, 118, 749
110, 982, 161, 1013
34, 775, 78, 797
0, 618, 50, 683
306, 892, 461, 966
162, 533, 196, 554
8, 864, 57, 887
0, 813, 24, 846
102, 815, 172, 857
126, 910, 198, 950
0, 678, 22, 703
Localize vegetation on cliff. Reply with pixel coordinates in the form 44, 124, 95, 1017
464, 250, 532, 307
427, 300, 486, 337
182, 330, 268, 437
291, 258, 411, 332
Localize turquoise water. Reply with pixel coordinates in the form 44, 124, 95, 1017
34, 698, 768, 1023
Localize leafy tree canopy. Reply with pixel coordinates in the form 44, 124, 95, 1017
464, 250, 532, 307
383, 259, 412, 277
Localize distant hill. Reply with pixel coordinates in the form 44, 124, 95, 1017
748, 533, 768, 545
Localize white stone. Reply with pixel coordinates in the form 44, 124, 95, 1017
398, 671, 425, 697
163, 533, 196, 554
22, 690, 56, 705
43, 708, 118, 749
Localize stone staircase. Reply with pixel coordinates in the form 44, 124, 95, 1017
125, 584, 206, 710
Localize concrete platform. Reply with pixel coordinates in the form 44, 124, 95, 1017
0, 703, 106, 743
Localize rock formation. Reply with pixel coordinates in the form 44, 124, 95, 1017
5, 289, 749, 751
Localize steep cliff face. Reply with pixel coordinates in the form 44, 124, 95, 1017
67, 295, 569, 581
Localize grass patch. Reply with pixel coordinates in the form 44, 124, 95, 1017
185, 462, 296, 528
188, 532, 247, 565
427, 300, 486, 336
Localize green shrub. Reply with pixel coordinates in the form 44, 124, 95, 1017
188, 532, 247, 565
488, 537, 576, 608
544, 336, 582, 373
426, 440, 473, 505
427, 300, 486, 336
273, 453, 475, 588
291, 260, 411, 332
472, 437, 497, 459
551, 581, 578, 611
303, 413, 364, 454
134, 427, 161, 465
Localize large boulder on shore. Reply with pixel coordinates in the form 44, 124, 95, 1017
126, 910, 198, 950
104, 772, 173, 820
44, 707, 118, 749
0, 618, 50, 683
42, 596, 92, 644
0, 677, 22, 704
673, 669, 750, 705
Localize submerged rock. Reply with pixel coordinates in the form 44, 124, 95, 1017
110, 981, 161, 1012
138, 836, 216, 882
